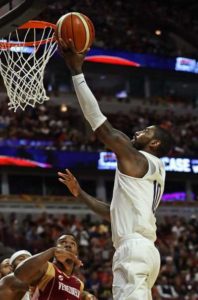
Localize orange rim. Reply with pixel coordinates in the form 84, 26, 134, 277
0, 20, 57, 49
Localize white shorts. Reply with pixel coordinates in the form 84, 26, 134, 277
112, 236, 160, 300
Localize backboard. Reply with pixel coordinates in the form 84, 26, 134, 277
0, 0, 54, 38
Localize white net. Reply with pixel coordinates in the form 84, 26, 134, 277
0, 23, 58, 111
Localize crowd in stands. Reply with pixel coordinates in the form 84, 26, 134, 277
39, 0, 198, 57
0, 213, 198, 299
1, 2, 198, 157
0, 2, 198, 299
0, 99, 197, 156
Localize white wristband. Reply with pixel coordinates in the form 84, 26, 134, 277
72, 74, 107, 131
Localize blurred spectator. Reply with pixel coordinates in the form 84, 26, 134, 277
156, 276, 179, 299
0, 99, 197, 156
38, 0, 198, 57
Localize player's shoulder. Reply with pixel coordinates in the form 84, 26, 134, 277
140, 151, 165, 178
140, 150, 159, 161
72, 274, 83, 284
37, 262, 55, 291
46, 262, 56, 276
141, 151, 164, 167
72, 275, 84, 290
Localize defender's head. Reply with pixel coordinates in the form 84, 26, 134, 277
9, 250, 32, 271
56, 235, 78, 256
131, 125, 174, 157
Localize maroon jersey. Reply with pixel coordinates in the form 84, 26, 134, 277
32, 262, 82, 300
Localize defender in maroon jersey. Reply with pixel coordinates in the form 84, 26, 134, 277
15, 235, 96, 300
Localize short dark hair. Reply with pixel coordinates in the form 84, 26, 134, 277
154, 125, 174, 157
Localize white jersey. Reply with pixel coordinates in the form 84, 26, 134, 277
110, 150, 165, 248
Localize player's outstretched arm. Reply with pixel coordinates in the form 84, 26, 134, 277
58, 169, 110, 221
59, 40, 147, 177
59, 40, 133, 155
14, 248, 55, 285
15, 247, 81, 285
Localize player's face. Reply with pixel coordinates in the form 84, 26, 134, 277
57, 235, 78, 255
12, 254, 31, 270
0, 259, 12, 277
131, 126, 156, 150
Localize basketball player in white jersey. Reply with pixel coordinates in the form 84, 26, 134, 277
58, 39, 174, 300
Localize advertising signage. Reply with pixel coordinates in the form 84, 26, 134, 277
4, 44, 197, 74
0, 147, 197, 174
98, 152, 198, 174
85, 49, 198, 74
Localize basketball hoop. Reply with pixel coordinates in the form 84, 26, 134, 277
0, 20, 57, 111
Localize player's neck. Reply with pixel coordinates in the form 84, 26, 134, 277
54, 261, 73, 276
141, 147, 157, 157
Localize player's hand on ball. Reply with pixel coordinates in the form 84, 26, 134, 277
58, 38, 89, 75
58, 169, 81, 197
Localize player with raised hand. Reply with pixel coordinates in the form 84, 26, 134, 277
58, 169, 110, 222
15, 235, 96, 300
58, 37, 174, 299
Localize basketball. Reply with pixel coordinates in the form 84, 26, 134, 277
56, 12, 95, 53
